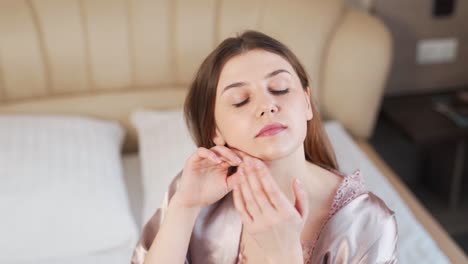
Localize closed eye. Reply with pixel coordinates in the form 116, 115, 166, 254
233, 98, 250, 107
271, 88, 290, 95
232, 88, 290, 108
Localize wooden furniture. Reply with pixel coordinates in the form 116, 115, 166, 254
357, 140, 468, 264
382, 91, 468, 209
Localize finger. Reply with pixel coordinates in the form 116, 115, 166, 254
229, 148, 252, 160
254, 160, 290, 212
239, 165, 262, 219
232, 182, 253, 224
190, 147, 222, 164
244, 158, 276, 216
293, 178, 309, 220
210, 145, 242, 165
226, 169, 245, 192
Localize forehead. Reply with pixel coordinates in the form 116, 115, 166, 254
217, 49, 295, 87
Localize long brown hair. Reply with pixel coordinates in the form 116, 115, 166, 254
183, 30, 338, 171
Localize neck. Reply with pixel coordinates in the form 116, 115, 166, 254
263, 145, 318, 206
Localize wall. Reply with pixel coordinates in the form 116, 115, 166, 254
374, 0, 468, 96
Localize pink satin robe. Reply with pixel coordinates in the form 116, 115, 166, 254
131, 169, 398, 263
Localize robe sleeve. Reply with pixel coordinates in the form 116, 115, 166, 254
310, 192, 399, 264
130, 171, 190, 264
368, 214, 399, 264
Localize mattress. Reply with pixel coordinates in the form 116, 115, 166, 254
50, 120, 450, 263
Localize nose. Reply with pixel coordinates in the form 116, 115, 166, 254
256, 96, 279, 118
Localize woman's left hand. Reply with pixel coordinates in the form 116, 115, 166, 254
231, 149, 309, 263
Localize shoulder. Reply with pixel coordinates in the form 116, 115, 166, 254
333, 190, 398, 259
341, 185, 396, 224
358, 192, 399, 262
314, 191, 399, 263
360, 191, 398, 236
329, 169, 367, 216
311, 170, 399, 262
343, 190, 398, 245
330, 169, 397, 233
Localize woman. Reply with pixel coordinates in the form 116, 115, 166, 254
131, 30, 398, 264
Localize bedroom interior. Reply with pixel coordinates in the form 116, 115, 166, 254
370, 0, 468, 259
0, 0, 467, 263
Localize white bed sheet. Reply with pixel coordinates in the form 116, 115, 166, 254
14, 245, 134, 264
52, 120, 449, 264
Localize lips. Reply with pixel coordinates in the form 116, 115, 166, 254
256, 122, 287, 137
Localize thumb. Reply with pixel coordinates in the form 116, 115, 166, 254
293, 178, 309, 220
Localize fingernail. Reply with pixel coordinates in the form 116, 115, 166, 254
296, 178, 302, 187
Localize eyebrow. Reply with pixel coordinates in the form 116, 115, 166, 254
222, 69, 291, 94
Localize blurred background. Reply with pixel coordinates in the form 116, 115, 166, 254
354, 0, 468, 256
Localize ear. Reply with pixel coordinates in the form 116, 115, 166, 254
304, 87, 313, 121
213, 126, 226, 146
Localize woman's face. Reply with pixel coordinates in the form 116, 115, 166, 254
213, 49, 313, 161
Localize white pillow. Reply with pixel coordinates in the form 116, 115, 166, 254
131, 110, 197, 226
0, 115, 138, 262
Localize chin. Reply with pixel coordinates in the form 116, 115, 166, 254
252, 144, 297, 161
227, 135, 303, 161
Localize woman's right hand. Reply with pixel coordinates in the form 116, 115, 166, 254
172, 146, 245, 209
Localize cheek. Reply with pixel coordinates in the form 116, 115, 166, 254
287, 97, 310, 135
286, 94, 308, 117
216, 110, 250, 139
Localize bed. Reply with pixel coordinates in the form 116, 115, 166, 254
0, 0, 466, 263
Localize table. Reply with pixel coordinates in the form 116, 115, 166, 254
382, 90, 468, 209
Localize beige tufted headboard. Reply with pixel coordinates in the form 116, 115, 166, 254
0, 0, 392, 152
